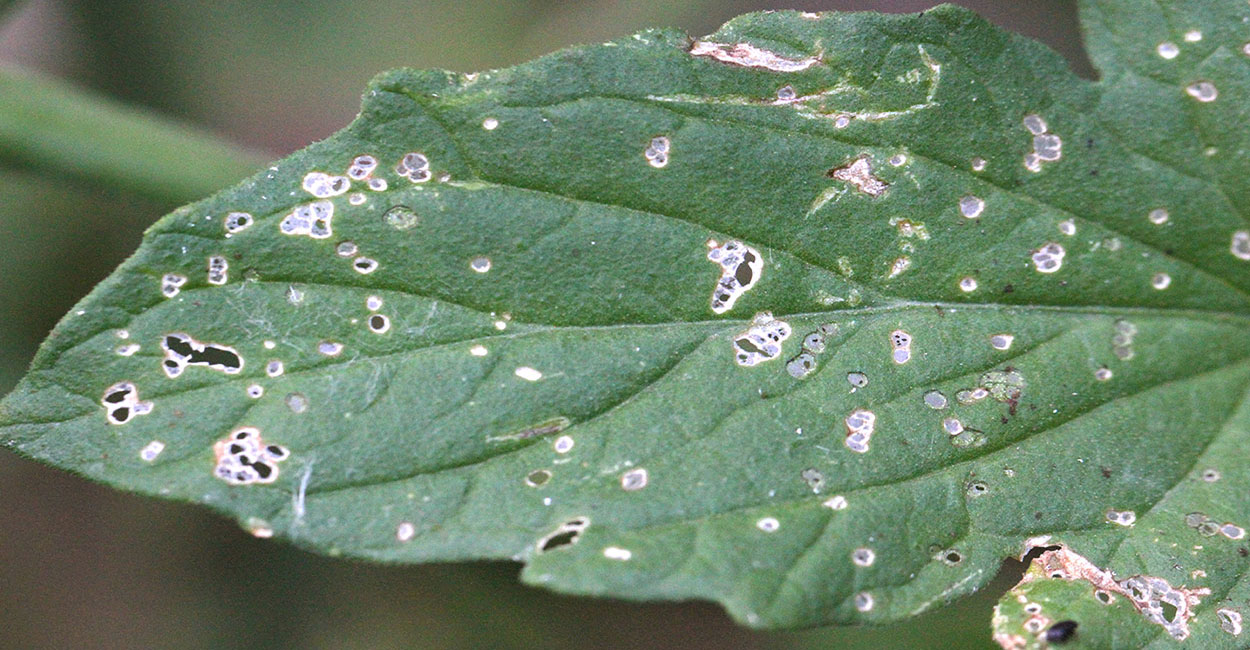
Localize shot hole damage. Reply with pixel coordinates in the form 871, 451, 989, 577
732, 313, 791, 366
213, 427, 290, 485
706, 240, 763, 314
101, 381, 153, 425
537, 517, 590, 553
161, 333, 243, 378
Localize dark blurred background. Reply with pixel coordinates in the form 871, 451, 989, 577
0, 2, 1090, 648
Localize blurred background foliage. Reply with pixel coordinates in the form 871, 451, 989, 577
0, 1, 1089, 648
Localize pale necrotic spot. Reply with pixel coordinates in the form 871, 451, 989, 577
756, 517, 780, 533
469, 344, 488, 357
1031, 242, 1065, 273
396, 152, 432, 183
139, 440, 165, 462
1152, 273, 1172, 290
207, 256, 228, 285
366, 295, 383, 311
353, 257, 378, 274
959, 277, 978, 292
1184, 30, 1202, 42
844, 408, 876, 453
161, 333, 243, 378
959, 195, 985, 219
828, 156, 888, 197
336, 241, 358, 257
470, 256, 492, 273
553, 435, 574, 454
1106, 509, 1136, 526
1157, 42, 1179, 59
688, 40, 821, 72
1186, 81, 1218, 102
890, 329, 912, 364
776, 85, 796, 101
823, 495, 848, 510
302, 172, 350, 198
317, 341, 343, 356
280, 200, 334, 239
246, 384, 264, 399
213, 426, 289, 485
943, 417, 964, 435
1231, 231, 1250, 260
224, 212, 253, 234
854, 592, 874, 612
116, 343, 140, 357
887, 256, 910, 278
1201, 468, 1221, 482
346, 154, 377, 180
786, 351, 817, 379
1095, 367, 1113, 381
621, 468, 648, 491
348, 193, 366, 206
537, 517, 590, 553
367, 177, 388, 192
101, 381, 153, 425
957, 387, 989, 405
514, 366, 543, 382
603, 546, 632, 561
266, 360, 285, 377
888, 154, 906, 167
706, 240, 763, 314
367, 314, 390, 334
160, 273, 186, 298
482, 117, 499, 130
1058, 219, 1076, 236
851, 547, 876, 567
732, 313, 791, 367
525, 469, 552, 487
923, 390, 948, 409
971, 157, 987, 172
989, 334, 1014, 350
397, 522, 416, 542
287, 285, 305, 305
1149, 208, 1169, 225
1218, 608, 1243, 636
1022, 114, 1062, 172
644, 136, 670, 168
285, 393, 308, 414
1222, 524, 1246, 540
846, 372, 868, 388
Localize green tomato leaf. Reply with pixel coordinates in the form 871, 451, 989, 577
4, 2, 1250, 643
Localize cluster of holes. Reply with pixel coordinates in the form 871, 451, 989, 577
161, 333, 243, 378
280, 200, 334, 239
213, 427, 290, 485
1184, 512, 1245, 539
706, 240, 763, 314
224, 211, 253, 234
828, 155, 888, 197
160, 273, 187, 298
844, 408, 876, 453
786, 323, 838, 380
733, 312, 791, 367
644, 136, 670, 168
396, 152, 432, 183
101, 381, 153, 425
1022, 114, 1061, 172
1031, 242, 1065, 273
207, 256, 228, 285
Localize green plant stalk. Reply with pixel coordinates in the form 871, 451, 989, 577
0, 65, 268, 205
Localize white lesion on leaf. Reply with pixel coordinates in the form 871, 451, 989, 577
731, 312, 791, 366
101, 381, 153, 425
688, 39, 822, 72
826, 155, 888, 198
706, 239, 763, 314
213, 426, 290, 485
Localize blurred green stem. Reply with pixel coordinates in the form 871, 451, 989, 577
0, 65, 268, 205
